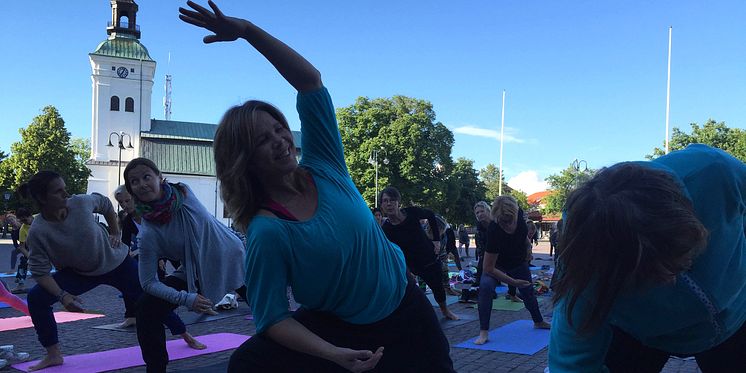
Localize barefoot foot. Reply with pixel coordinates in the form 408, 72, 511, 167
443, 308, 460, 321
182, 333, 207, 350
28, 354, 63, 371
474, 331, 489, 345
117, 317, 136, 328
534, 321, 551, 329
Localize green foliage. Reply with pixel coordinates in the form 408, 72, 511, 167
478, 163, 528, 210
0, 106, 91, 207
542, 166, 595, 214
444, 158, 487, 225
337, 95, 454, 212
649, 119, 746, 162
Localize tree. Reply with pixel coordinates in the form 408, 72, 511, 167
444, 158, 486, 225
478, 163, 529, 211
337, 96, 454, 212
648, 119, 746, 162
70, 137, 91, 172
542, 166, 595, 214
0, 106, 91, 203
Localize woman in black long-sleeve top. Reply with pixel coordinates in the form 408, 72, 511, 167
380, 186, 459, 320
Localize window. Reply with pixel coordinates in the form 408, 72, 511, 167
110, 96, 120, 111
125, 97, 135, 112
111, 66, 116, 71
130, 68, 135, 73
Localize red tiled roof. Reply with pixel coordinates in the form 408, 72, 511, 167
527, 190, 553, 205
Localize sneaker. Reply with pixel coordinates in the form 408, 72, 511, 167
0, 358, 7, 369
0, 345, 31, 362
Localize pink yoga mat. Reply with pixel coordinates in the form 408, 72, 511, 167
0, 312, 104, 332
13, 332, 250, 372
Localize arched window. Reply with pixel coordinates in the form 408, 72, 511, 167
110, 96, 120, 111
125, 97, 135, 112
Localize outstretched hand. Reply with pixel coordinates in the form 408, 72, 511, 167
179, 0, 248, 44
331, 346, 384, 373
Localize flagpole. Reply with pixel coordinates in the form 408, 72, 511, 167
665, 26, 672, 154
498, 90, 506, 196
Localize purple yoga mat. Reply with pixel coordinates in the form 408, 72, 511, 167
13, 332, 250, 372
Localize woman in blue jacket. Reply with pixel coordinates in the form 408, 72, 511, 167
549, 144, 746, 372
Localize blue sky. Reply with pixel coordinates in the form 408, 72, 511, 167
2, 1, 744, 194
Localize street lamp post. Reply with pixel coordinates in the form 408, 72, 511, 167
107, 131, 135, 187
571, 159, 588, 189
2, 192, 10, 238
368, 149, 389, 207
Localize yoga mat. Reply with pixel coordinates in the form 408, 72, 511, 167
491, 298, 526, 311
455, 320, 550, 355
438, 312, 478, 329
0, 302, 9, 308
13, 332, 250, 372
178, 360, 230, 373
0, 311, 104, 332
426, 294, 459, 307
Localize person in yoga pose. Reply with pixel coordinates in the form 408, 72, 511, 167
379, 187, 460, 320
549, 144, 746, 372
113, 186, 205, 348
0, 279, 28, 315
20, 171, 142, 371
179, 1, 454, 371
475, 195, 550, 345
123, 158, 246, 373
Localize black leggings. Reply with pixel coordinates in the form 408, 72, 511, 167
605, 322, 746, 372
412, 261, 447, 304
228, 279, 453, 372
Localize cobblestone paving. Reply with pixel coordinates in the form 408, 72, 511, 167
0, 239, 700, 372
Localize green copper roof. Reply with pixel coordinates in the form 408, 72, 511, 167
90, 36, 153, 61
145, 119, 302, 145
141, 138, 215, 176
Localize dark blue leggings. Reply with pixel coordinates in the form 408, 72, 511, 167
27, 256, 185, 347
478, 263, 543, 330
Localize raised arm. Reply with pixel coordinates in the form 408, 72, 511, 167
179, 0, 321, 92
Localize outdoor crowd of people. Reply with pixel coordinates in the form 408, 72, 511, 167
0, 1, 743, 372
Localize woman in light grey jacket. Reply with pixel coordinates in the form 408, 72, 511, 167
123, 157, 246, 373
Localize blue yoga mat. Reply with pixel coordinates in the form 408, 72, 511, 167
455, 319, 550, 355
0, 302, 9, 309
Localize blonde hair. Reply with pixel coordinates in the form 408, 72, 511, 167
490, 195, 519, 222
214, 100, 300, 233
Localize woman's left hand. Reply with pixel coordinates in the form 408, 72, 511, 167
179, 1, 250, 44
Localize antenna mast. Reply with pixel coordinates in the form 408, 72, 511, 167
163, 52, 172, 120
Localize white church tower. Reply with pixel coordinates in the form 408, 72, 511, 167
86, 0, 156, 196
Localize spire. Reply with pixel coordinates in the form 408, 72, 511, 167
107, 0, 141, 39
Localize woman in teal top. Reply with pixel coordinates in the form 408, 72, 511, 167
180, 1, 454, 372
549, 144, 746, 372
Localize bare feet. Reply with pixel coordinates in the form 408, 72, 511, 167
181, 333, 207, 350
507, 294, 523, 303
28, 345, 63, 371
440, 306, 460, 320
474, 331, 489, 345
117, 317, 136, 328
534, 321, 551, 329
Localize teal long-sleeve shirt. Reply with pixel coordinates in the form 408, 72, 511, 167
549, 144, 746, 372
244, 87, 408, 334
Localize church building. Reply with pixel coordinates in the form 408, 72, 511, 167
85, 0, 301, 226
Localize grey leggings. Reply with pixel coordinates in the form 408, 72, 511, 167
478, 263, 543, 330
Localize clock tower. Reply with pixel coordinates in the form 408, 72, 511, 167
87, 0, 156, 195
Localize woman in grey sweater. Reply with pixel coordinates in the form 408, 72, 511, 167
123, 157, 246, 373
21, 171, 141, 371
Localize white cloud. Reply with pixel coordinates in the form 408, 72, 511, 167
452, 125, 526, 143
507, 171, 548, 195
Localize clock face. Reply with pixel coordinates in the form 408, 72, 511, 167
116, 67, 129, 78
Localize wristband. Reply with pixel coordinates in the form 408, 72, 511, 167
57, 290, 68, 302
